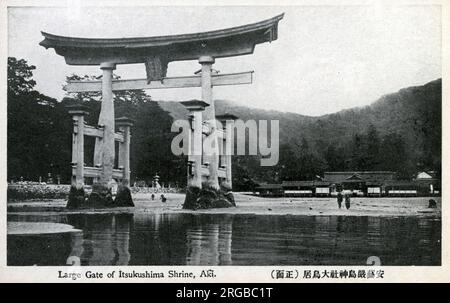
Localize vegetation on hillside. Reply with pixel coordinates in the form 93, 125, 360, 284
7, 57, 441, 190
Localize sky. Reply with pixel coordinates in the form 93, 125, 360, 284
8, 4, 441, 116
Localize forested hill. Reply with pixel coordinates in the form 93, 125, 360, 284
159, 78, 441, 150
313, 78, 441, 154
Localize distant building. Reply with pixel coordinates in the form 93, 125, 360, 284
255, 184, 284, 197
282, 181, 314, 197
281, 181, 332, 197
314, 181, 332, 197
323, 171, 396, 196
324, 171, 396, 184
383, 180, 418, 197
255, 170, 440, 198
414, 171, 440, 195
366, 182, 382, 197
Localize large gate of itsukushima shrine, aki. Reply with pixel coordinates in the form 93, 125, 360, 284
39, 13, 284, 209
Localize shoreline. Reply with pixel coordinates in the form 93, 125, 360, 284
7, 193, 441, 218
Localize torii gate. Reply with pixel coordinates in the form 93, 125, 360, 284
40, 13, 284, 208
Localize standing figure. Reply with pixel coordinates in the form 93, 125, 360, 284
151, 193, 155, 201
345, 194, 351, 210
428, 199, 437, 208
337, 192, 343, 209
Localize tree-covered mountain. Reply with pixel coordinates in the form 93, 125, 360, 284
158, 78, 441, 187
7, 57, 441, 189
159, 78, 440, 162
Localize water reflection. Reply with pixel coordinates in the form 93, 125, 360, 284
7, 212, 441, 266
185, 215, 233, 265
67, 214, 132, 265
128, 213, 234, 265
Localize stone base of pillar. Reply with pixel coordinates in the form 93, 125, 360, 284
182, 184, 236, 210
222, 190, 236, 207
86, 182, 114, 208
67, 185, 86, 209
183, 186, 201, 209
66, 182, 135, 209
220, 182, 236, 207
115, 184, 134, 207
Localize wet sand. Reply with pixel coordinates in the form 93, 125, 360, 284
7, 193, 441, 218
7, 222, 81, 235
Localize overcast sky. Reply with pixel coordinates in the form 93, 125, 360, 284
8, 5, 441, 116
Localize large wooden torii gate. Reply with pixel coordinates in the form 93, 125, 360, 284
40, 13, 284, 208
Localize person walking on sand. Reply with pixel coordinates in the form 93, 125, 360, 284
151, 193, 155, 201
160, 194, 167, 203
345, 193, 351, 210
337, 192, 343, 209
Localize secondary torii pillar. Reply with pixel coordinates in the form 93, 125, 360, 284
181, 100, 209, 189
216, 113, 238, 190
116, 117, 134, 186
67, 104, 89, 208
114, 117, 135, 207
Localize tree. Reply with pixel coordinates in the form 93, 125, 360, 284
365, 124, 381, 169
65, 73, 152, 105
232, 155, 261, 191
8, 57, 72, 182
278, 143, 301, 181
7, 57, 36, 96
348, 134, 366, 170
379, 132, 413, 178
324, 143, 346, 171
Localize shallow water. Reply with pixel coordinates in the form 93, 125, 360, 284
7, 212, 441, 266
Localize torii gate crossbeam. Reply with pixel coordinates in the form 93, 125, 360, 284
64, 71, 253, 93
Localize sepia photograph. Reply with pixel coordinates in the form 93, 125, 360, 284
1, 0, 447, 283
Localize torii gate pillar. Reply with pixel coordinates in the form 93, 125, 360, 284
182, 100, 209, 189
199, 56, 220, 190
94, 62, 116, 184
86, 62, 124, 207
